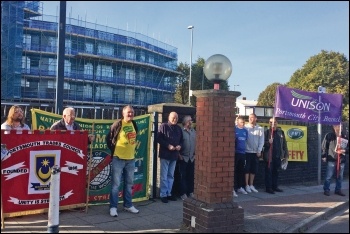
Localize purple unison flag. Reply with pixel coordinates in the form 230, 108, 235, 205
274, 86, 343, 125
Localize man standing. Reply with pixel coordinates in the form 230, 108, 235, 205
322, 124, 348, 196
157, 112, 183, 203
263, 119, 288, 194
1, 105, 30, 133
178, 115, 196, 200
106, 105, 139, 217
244, 113, 264, 193
50, 107, 95, 143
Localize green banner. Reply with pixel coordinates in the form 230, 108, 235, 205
31, 108, 151, 204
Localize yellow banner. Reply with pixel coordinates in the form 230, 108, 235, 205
259, 123, 308, 162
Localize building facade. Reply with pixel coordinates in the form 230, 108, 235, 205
1, 1, 179, 120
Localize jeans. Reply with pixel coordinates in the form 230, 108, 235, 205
323, 161, 345, 192
160, 158, 177, 198
109, 156, 135, 209
265, 157, 281, 190
178, 159, 194, 196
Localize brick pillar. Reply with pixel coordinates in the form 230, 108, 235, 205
183, 90, 244, 233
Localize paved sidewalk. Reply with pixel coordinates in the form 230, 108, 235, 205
1, 180, 348, 233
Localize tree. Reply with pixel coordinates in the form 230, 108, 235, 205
257, 50, 349, 121
175, 57, 230, 105
174, 62, 189, 104
257, 82, 282, 106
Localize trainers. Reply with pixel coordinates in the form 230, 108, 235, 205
109, 207, 118, 217
233, 190, 238, 197
124, 206, 139, 214
180, 194, 188, 200
189, 193, 194, 198
237, 187, 248, 194
245, 185, 252, 193
250, 185, 258, 193
324, 191, 330, 196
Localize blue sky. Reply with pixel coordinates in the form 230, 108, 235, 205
41, 1, 349, 101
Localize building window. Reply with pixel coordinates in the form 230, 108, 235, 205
84, 84, 92, 99
126, 49, 136, 60
126, 69, 135, 84
21, 78, 30, 87
85, 42, 93, 54
49, 58, 56, 73
84, 63, 93, 75
125, 88, 134, 103
97, 43, 114, 56
64, 82, 70, 90
48, 80, 55, 88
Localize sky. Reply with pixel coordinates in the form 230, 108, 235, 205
40, 1, 349, 101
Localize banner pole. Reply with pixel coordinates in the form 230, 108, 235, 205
85, 122, 94, 213
1, 193, 4, 229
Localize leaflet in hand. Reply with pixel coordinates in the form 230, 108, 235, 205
335, 137, 348, 151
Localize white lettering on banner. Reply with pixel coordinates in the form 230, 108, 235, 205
1, 162, 28, 180
61, 161, 83, 175
3, 141, 84, 160
8, 190, 74, 205
291, 98, 331, 112
276, 108, 341, 123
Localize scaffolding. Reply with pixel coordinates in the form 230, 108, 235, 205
1, 1, 179, 118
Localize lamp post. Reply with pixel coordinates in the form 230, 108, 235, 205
233, 84, 239, 91
317, 86, 326, 185
203, 54, 232, 90
188, 25, 194, 105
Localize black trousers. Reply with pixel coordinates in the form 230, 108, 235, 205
178, 159, 195, 196
265, 157, 281, 190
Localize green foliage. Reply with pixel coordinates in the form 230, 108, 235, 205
174, 57, 229, 106
174, 62, 190, 104
257, 82, 282, 106
257, 50, 349, 121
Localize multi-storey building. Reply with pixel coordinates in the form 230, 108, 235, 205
1, 1, 179, 121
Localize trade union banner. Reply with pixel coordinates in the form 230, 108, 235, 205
274, 86, 343, 125
1, 130, 88, 217
30, 108, 151, 204
259, 123, 308, 162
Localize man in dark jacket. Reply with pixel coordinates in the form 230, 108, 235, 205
50, 107, 95, 144
157, 111, 183, 203
106, 105, 139, 217
322, 124, 348, 196
263, 118, 288, 194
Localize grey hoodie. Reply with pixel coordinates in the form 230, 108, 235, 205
245, 123, 264, 153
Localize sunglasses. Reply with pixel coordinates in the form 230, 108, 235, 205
269, 122, 277, 124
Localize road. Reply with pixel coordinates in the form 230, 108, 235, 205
306, 208, 349, 233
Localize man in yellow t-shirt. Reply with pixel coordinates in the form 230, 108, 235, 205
106, 105, 139, 217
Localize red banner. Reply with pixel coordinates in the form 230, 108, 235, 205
1, 130, 88, 217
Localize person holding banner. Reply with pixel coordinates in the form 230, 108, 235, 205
244, 113, 264, 193
157, 111, 183, 203
50, 107, 95, 143
1, 105, 30, 133
106, 105, 140, 217
263, 119, 289, 194
321, 124, 348, 197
